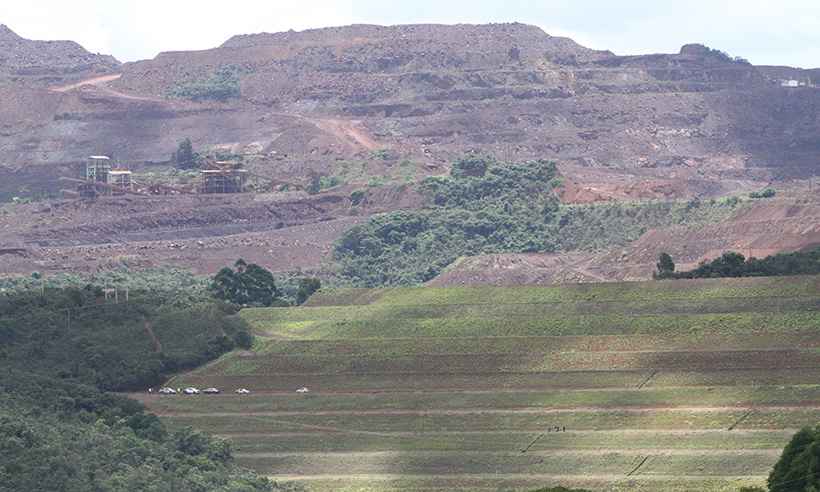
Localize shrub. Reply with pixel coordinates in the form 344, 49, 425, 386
350, 190, 366, 206
168, 66, 242, 101
750, 188, 776, 199
307, 175, 343, 195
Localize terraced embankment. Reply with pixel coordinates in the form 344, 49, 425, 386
136, 275, 820, 491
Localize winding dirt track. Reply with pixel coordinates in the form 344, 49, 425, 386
50, 73, 123, 92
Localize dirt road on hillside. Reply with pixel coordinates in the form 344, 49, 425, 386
51, 73, 123, 92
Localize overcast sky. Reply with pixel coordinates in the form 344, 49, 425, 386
1, 0, 818, 67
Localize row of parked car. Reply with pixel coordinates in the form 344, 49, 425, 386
157, 387, 251, 395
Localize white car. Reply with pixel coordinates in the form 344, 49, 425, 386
158, 387, 176, 395
235, 388, 251, 395
202, 387, 220, 394
296, 387, 310, 393
183, 387, 201, 395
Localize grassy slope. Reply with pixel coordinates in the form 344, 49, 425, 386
140, 275, 820, 491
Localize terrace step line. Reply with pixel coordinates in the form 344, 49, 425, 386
235, 448, 783, 458
161, 403, 820, 417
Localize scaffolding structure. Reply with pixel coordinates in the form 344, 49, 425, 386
199, 163, 247, 194
76, 156, 133, 198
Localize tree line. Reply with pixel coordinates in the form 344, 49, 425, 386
655, 247, 820, 279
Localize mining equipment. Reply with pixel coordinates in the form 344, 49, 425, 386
61, 156, 138, 198
199, 161, 248, 194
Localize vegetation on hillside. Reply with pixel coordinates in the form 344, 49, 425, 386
333, 154, 744, 286
0, 267, 210, 302
0, 269, 296, 490
334, 156, 560, 285
165, 274, 819, 490
168, 65, 243, 101
0, 372, 285, 492
749, 188, 776, 199
656, 247, 820, 280
0, 283, 251, 391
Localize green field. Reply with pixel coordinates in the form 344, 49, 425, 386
138, 275, 820, 491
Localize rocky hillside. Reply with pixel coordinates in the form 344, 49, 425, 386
0, 24, 119, 86
0, 23, 817, 281
0, 22, 817, 205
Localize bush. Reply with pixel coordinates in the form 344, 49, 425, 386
350, 190, 366, 206
307, 175, 343, 195
750, 188, 776, 199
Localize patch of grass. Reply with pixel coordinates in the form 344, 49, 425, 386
245, 310, 820, 340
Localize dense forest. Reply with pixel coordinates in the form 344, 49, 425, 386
0, 269, 299, 491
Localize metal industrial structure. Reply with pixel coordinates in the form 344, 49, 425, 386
59, 153, 283, 199
65, 156, 134, 198
199, 162, 248, 194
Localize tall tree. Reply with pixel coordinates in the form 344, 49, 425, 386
769, 427, 820, 492
173, 138, 199, 169
296, 278, 322, 305
655, 252, 675, 278
210, 260, 278, 307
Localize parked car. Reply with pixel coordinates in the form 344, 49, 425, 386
183, 387, 200, 395
202, 387, 220, 394
296, 387, 310, 393
158, 387, 176, 395
235, 388, 251, 395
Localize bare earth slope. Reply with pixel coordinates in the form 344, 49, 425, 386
0, 23, 817, 280
431, 192, 820, 286
0, 23, 818, 200
0, 24, 119, 86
